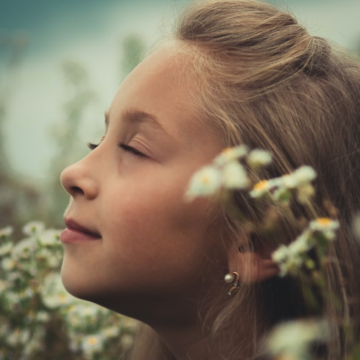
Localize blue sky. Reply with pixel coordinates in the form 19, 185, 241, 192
1, 0, 360, 181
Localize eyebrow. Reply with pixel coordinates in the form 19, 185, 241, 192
105, 109, 167, 134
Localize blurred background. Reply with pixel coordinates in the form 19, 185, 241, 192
1, 0, 360, 237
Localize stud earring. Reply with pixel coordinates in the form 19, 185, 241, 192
224, 271, 240, 296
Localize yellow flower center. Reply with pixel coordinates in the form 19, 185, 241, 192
201, 175, 210, 184
317, 218, 331, 226
221, 147, 234, 159
88, 337, 98, 345
253, 180, 268, 191
59, 294, 67, 303
222, 147, 232, 154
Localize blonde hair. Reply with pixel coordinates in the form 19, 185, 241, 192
130, 1, 360, 359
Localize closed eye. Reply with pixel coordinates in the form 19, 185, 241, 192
87, 136, 105, 150
118, 143, 146, 158
88, 142, 99, 150
87, 141, 146, 158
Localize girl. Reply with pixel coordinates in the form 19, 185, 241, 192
60, 0, 360, 359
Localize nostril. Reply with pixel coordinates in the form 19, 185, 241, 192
71, 186, 85, 196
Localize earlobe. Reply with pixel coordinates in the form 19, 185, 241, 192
227, 240, 279, 284
249, 254, 279, 283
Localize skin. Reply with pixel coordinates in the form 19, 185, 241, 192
61, 43, 278, 360
61, 44, 229, 359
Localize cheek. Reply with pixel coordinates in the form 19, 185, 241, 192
102, 183, 216, 284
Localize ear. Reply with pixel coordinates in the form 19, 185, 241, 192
227, 236, 279, 284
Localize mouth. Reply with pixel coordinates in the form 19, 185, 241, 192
60, 218, 102, 244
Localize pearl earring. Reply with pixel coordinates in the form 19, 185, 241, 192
224, 271, 240, 296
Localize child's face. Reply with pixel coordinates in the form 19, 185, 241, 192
60, 45, 226, 315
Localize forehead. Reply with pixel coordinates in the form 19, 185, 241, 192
108, 44, 209, 139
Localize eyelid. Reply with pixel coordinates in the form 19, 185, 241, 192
118, 142, 147, 158
87, 137, 147, 159
87, 136, 105, 150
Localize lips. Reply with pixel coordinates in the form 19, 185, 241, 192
60, 218, 101, 243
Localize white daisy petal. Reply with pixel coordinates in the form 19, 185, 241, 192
247, 149, 272, 168
81, 334, 103, 356
292, 166, 317, 186
249, 180, 272, 198
213, 145, 248, 166
222, 161, 249, 189
185, 165, 222, 200
22, 221, 45, 236
0, 226, 13, 238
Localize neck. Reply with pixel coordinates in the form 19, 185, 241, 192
113, 294, 218, 360
132, 309, 216, 360
133, 298, 258, 360
153, 321, 213, 360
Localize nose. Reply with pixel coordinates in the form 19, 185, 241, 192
60, 157, 99, 200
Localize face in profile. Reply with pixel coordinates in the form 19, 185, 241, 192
60, 44, 228, 319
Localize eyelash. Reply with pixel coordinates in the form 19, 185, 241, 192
87, 142, 146, 158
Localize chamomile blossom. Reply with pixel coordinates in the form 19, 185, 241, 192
6, 328, 30, 347
271, 245, 290, 264
351, 212, 360, 245
249, 180, 272, 198
267, 319, 329, 360
309, 218, 339, 233
37, 229, 61, 247
0, 280, 7, 291
213, 145, 248, 166
1, 257, 16, 271
121, 334, 135, 350
41, 273, 75, 308
292, 166, 317, 186
185, 165, 222, 200
122, 317, 139, 331
81, 334, 103, 356
22, 221, 45, 236
0, 226, 13, 238
281, 174, 298, 189
288, 232, 313, 254
272, 218, 339, 276
0, 242, 13, 257
280, 166, 317, 190
36, 311, 50, 323
296, 184, 315, 204
275, 251, 304, 277
309, 218, 339, 242
101, 325, 120, 338
222, 161, 250, 189
78, 303, 99, 318
12, 237, 37, 260
247, 149, 272, 168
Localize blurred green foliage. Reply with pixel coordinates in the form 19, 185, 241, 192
0, 223, 137, 360
0, 32, 46, 239
121, 34, 146, 79
0, 32, 146, 238
46, 60, 98, 229
0, 31, 146, 359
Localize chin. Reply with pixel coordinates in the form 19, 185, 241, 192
60, 258, 101, 302
60, 258, 131, 314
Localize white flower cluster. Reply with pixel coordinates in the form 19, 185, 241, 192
186, 145, 272, 201
272, 218, 339, 277
250, 165, 316, 204
0, 226, 13, 238
267, 319, 329, 360
0, 222, 137, 360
